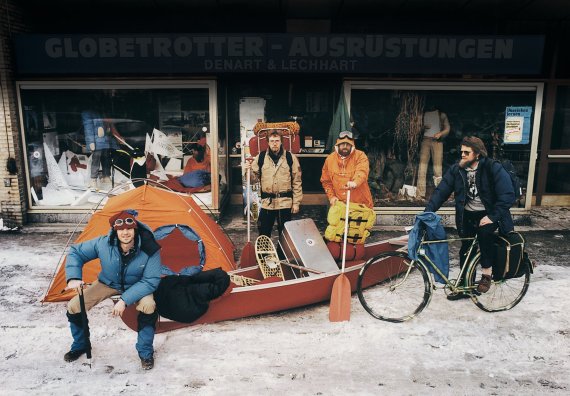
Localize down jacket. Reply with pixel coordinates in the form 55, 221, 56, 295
321, 149, 373, 208
425, 157, 515, 236
154, 268, 230, 323
81, 110, 119, 152
65, 222, 162, 306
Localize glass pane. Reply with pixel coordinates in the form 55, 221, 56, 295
551, 86, 570, 149
20, 87, 210, 207
350, 88, 536, 207
546, 163, 570, 193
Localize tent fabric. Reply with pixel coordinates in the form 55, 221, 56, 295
43, 184, 236, 302
326, 85, 352, 151
154, 224, 205, 276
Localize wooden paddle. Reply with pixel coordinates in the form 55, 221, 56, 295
239, 164, 256, 268
329, 189, 351, 322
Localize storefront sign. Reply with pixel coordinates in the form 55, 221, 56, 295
15, 34, 544, 75
504, 106, 532, 144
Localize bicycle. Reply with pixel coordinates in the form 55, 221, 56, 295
356, 233, 532, 322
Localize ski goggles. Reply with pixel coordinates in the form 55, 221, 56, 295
113, 217, 137, 230
338, 130, 354, 139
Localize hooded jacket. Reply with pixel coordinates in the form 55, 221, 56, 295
425, 157, 515, 236
321, 149, 373, 208
65, 222, 162, 306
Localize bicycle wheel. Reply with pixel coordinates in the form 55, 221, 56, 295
357, 251, 432, 322
466, 255, 531, 312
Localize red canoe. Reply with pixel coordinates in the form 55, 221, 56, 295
121, 236, 407, 333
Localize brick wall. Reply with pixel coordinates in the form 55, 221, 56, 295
0, 1, 27, 227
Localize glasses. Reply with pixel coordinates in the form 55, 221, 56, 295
114, 218, 135, 227
461, 150, 473, 156
338, 131, 354, 139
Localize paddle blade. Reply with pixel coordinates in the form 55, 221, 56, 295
329, 274, 351, 322
239, 242, 256, 268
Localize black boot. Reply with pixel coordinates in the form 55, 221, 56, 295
64, 312, 90, 362
64, 349, 87, 362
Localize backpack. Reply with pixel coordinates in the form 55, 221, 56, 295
258, 150, 294, 188
486, 159, 523, 201
493, 231, 533, 280
324, 200, 376, 244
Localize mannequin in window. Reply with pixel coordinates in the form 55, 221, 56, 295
178, 133, 211, 189
82, 108, 119, 190
417, 105, 450, 200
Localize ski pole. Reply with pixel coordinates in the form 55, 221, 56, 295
78, 285, 92, 368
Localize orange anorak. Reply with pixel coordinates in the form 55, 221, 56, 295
321, 149, 373, 208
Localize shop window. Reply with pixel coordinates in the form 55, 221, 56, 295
349, 84, 538, 208
546, 164, 570, 193
19, 84, 219, 208
551, 86, 570, 150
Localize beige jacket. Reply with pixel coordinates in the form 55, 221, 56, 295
251, 150, 303, 210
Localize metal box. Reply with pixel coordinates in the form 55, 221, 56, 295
279, 219, 339, 275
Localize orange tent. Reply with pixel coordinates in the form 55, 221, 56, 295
43, 184, 236, 302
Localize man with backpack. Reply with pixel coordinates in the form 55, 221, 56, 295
243, 130, 303, 238
424, 136, 516, 299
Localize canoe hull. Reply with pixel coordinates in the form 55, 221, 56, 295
122, 238, 405, 333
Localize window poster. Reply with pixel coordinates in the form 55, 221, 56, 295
504, 106, 532, 144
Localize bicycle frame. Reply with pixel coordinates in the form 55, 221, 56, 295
413, 233, 481, 294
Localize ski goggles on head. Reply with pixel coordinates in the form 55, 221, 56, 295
336, 130, 355, 147
113, 217, 137, 230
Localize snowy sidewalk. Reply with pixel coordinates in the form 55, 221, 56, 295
0, 230, 569, 394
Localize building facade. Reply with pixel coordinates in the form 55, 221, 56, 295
1, 1, 569, 226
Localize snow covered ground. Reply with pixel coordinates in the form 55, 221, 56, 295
1, 231, 569, 395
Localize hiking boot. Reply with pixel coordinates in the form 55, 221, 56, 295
477, 274, 493, 293
64, 349, 87, 362
446, 292, 471, 301
140, 355, 154, 370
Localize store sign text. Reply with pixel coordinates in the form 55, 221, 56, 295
15, 34, 545, 74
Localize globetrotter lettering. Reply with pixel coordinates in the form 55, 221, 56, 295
45, 35, 514, 60
17, 33, 540, 74
45, 36, 264, 58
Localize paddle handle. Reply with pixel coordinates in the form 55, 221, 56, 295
246, 167, 251, 243
341, 189, 351, 273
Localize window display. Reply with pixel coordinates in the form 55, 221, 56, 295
19, 83, 220, 208
348, 83, 540, 208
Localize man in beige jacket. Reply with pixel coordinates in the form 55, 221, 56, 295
244, 130, 303, 238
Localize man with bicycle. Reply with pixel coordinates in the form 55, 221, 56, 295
424, 136, 515, 300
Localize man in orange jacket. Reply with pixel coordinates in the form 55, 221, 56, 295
321, 131, 373, 208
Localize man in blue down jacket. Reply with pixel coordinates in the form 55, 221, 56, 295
64, 209, 161, 370
425, 136, 515, 300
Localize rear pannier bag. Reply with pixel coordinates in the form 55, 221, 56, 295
493, 231, 527, 280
